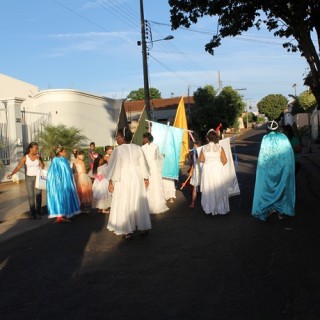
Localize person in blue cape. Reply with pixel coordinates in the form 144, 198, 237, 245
47, 145, 81, 223
252, 120, 295, 221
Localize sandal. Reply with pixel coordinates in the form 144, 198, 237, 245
122, 233, 133, 240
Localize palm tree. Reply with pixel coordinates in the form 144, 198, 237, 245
35, 124, 88, 159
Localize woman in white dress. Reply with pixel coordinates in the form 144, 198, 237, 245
141, 132, 169, 214
107, 128, 151, 239
200, 129, 229, 215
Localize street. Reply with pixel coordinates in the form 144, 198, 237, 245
0, 126, 320, 320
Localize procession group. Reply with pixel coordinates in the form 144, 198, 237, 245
7, 120, 299, 239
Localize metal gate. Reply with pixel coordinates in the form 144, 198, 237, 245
0, 106, 10, 165
21, 110, 52, 151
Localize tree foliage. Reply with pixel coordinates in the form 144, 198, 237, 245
35, 124, 88, 159
257, 94, 288, 120
191, 85, 245, 137
290, 90, 317, 115
126, 87, 162, 100
298, 90, 317, 113
169, 0, 320, 108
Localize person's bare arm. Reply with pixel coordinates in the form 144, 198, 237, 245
199, 150, 205, 163
7, 156, 27, 179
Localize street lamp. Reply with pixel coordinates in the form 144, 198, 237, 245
139, 0, 173, 119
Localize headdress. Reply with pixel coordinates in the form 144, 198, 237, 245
54, 144, 63, 155
267, 120, 278, 131
206, 128, 216, 136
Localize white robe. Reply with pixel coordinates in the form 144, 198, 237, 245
200, 142, 230, 215
141, 142, 169, 214
107, 143, 151, 235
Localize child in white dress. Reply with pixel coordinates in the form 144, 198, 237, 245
92, 154, 112, 213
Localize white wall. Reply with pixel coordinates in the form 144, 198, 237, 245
0, 73, 39, 99
30, 89, 122, 147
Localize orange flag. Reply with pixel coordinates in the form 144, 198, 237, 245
173, 97, 189, 164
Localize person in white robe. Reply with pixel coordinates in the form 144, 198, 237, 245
107, 128, 151, 239
141, 132, 169, 214
200, 129, 230, 215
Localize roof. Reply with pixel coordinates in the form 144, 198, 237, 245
124, 96, 194, 112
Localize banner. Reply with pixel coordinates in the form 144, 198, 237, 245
132, 106, 149, 146
173, 97, 189, 164
219, 137, 240, 197
151, 122, 183, 179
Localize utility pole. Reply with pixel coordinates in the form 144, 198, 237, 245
140, 0, 151, 119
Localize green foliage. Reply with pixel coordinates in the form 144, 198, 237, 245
35, 124, 88, 159
191, 85, 245, 136
290, 90, 317, 115
257, 94, 288, 120
126, 87, 162, 100
169, 0, 320, 108
298, 90, 317, 113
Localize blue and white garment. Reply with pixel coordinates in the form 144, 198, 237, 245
151, 122, 184, 179
252, 131, 295, 220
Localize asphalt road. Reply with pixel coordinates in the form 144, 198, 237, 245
0, 126, 319, 320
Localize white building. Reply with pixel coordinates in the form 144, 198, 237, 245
0, 74, 122, 182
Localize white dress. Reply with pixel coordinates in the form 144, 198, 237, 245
162, 178, 176, 200
92, 164, 112, 209
200, 142, 230, 215
141, 142, 169, 214
106, 144, 151, 235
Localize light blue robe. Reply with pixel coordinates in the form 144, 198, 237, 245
252, 131, 295, 220
47, 156, 81, 218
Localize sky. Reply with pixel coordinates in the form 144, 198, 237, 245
0, 0, 313, 109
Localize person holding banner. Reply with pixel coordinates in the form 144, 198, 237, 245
107, 128, 151, 239
142, 132, 169, 214
188, 140, 202, 208
7, 142, 45, 219
200, 130, 229, 215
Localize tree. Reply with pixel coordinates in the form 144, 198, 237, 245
298, 90, 317, 113
191, 85, 216, 134
126, 87, 162, 100
169, 1, 320, 108
215, 86, 245, 128
191, 85, 245, 137
35, 124, 88, 159
257, 94, 288, 120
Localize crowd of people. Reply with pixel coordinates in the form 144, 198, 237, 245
6, 120, 300, 238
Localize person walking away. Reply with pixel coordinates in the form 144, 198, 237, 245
200, 129, 229, 215
47, 145, 81, 223
141, 132, 169, 214
252, 120, 295, 221
74, 150, 93, 211
188, 140, 202, 208
7, 142, 45, 219
107, 128, 151, 240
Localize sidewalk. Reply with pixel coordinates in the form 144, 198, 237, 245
0, 181, 50, 243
